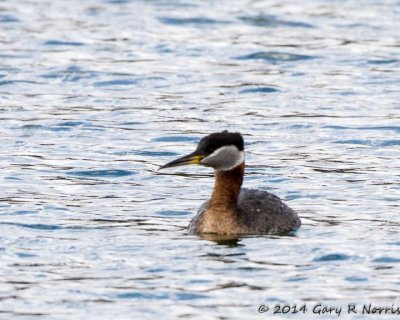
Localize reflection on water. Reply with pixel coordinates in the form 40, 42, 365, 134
197, 234, 242, 246
1, 0, 400, 318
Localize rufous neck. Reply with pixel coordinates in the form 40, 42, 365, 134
210, 162, 244, 208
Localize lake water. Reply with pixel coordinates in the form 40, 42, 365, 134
1, 0, 400, 319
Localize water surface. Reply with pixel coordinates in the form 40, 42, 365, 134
1, 0, 400, 319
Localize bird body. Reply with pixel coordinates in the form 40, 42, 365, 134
160, 131, 301, 235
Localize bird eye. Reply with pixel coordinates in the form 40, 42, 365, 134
206, 146, 215, 154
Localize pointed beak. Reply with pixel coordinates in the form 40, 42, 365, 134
159, 151, 204, 170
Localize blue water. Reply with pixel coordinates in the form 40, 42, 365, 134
1, 0, 400, 319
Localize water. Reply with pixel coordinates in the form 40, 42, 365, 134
1, 0, 400, 319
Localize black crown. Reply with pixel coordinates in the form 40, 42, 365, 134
197, 131, 244, 155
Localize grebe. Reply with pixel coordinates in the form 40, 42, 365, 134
160, 131, 301, 235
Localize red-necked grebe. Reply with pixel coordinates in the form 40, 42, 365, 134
160, 131, 301, 235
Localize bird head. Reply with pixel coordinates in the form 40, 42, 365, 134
160, 131, 245, 172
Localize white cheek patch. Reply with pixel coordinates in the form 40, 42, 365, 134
201, 145, 245, 171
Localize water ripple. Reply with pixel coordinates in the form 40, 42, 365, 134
239, 87, 279, 94
236, 51, 316, 62
1, 222, 63, 231
335, 139, 400, 147
239, 15, 315, 29
93, 79, 138, 87
67, 170, 136, 178
372, 257, 400, 263
0, 14, 19, 23
44, 40, 85, 46
313, 254, 352, 262
158, 17, 229, 26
